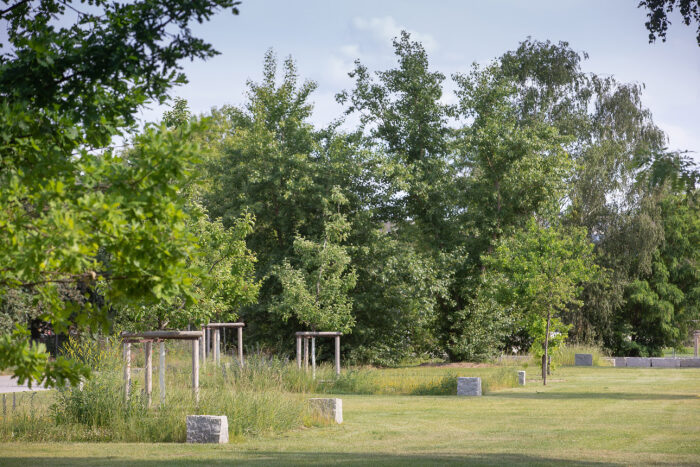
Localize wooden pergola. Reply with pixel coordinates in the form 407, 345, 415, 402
121, 330, 203, 405
201, 322, 245, 367
295, 331, 342, 376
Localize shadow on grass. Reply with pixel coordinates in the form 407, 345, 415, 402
489, 391, 698, 400
0, 452, 636, 466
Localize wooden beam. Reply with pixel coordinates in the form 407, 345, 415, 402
144, 341, 152, 408
200, 326, 206, 366
192, 339, 199, 402
335, 335, 341, 376
121, 331, 203, 340
205, 322, 246, 328
311, 337, 316, 379
159, 342, 166, 406
214, 328, 220, 366
295, 331, 342, 337
296, 336, 302, 369
237, 326, 244, 366
123, 342, 131, 401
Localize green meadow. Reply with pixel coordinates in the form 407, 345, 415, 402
2, 365, 699, 466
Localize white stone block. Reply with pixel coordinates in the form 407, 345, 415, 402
680, 358, 700, 368
186, 415, 228, 443
651, 358, 680, 368
518, 371, 526, 386
575, 353, 593, 366
614, 357, 627, 367
625, 357, 651, 367
309, 398, 343, 424
457, 377, 482, 396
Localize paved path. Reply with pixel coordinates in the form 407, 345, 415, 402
0, 375, 48, 393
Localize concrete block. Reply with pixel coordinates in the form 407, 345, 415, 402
309, 398, 343, 424
518, 371, 526, 386
680, 358, 700, 368
614, 357, 627, 367
625, 357, 651, 367
457, 377, 482, 396
186, 415, 228, 444
651, 358, 680, 368
575, 353, 593, 366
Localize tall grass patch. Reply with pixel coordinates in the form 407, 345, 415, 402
0, 337, 317, 442
552, 344, 612, 366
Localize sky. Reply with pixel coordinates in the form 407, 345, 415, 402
140, 0, 700, 162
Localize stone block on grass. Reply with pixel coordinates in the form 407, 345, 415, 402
186, 415, 228, 444
625, 357, 651, 367
651, 358, 680, 368
457, 377, 482, 396
614, 357, 627, 367
309, 398, 343, 424
574, 353, 593, 366
518, 371, 526, 386
680, 358, 700, 368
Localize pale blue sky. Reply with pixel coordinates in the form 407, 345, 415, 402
141, 0, 700, 162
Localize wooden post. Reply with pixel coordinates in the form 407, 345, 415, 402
144, 341, 152, 408
335, 335, 341, 376
123, 342, 131, 401
222, 327, 226, 356
159, 341, 166, 406
192, 339, 199, 402
206, 328, 211, 359
304, 337, 309, 371
237, 326, 244, 366
695, 332, 699, 357
214, 328, 220, 366
296, 336, 302, 369
200, 327, 206, 366
311, 337, 316, 379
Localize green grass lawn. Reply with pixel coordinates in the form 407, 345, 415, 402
2, 366, 699, 466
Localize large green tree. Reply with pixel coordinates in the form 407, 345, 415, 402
482, 219, 597, 384
0, 0, 241, 386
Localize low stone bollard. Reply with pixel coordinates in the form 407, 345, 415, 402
680, 358, 700, 368
457, 377, 482, 396
651, 358, 680, 368
574, 353, 593, 366
518, 371, 526, 386
186, 415, 228, 443
625, 357, 651, 367
309, 398, 343, 424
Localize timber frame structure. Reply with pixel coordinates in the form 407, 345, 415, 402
201, 322, 245, 367
121, 330, 203, 405
295, 331, 342, 376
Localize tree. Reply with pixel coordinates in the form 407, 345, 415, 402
638, 0, 700, 46
337, 31, 458, 249
482, 220, 597, 384
203, 51, 381, 350
492, 39, 667, 345
270, 188, 357, 333
0, 0, 241, 386
118, 203, 260, 331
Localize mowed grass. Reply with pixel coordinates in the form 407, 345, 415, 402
2, 366, 700, 466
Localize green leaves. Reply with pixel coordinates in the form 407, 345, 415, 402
1, 0, 241, 383
270, 192, 356, 334
479, 219, 598, 355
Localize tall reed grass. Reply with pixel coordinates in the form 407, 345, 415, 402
0, 337, 319, 442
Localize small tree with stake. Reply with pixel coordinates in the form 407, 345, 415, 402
482, 219, 597, 385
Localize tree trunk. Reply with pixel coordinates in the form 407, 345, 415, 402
542, 310, 551, 386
